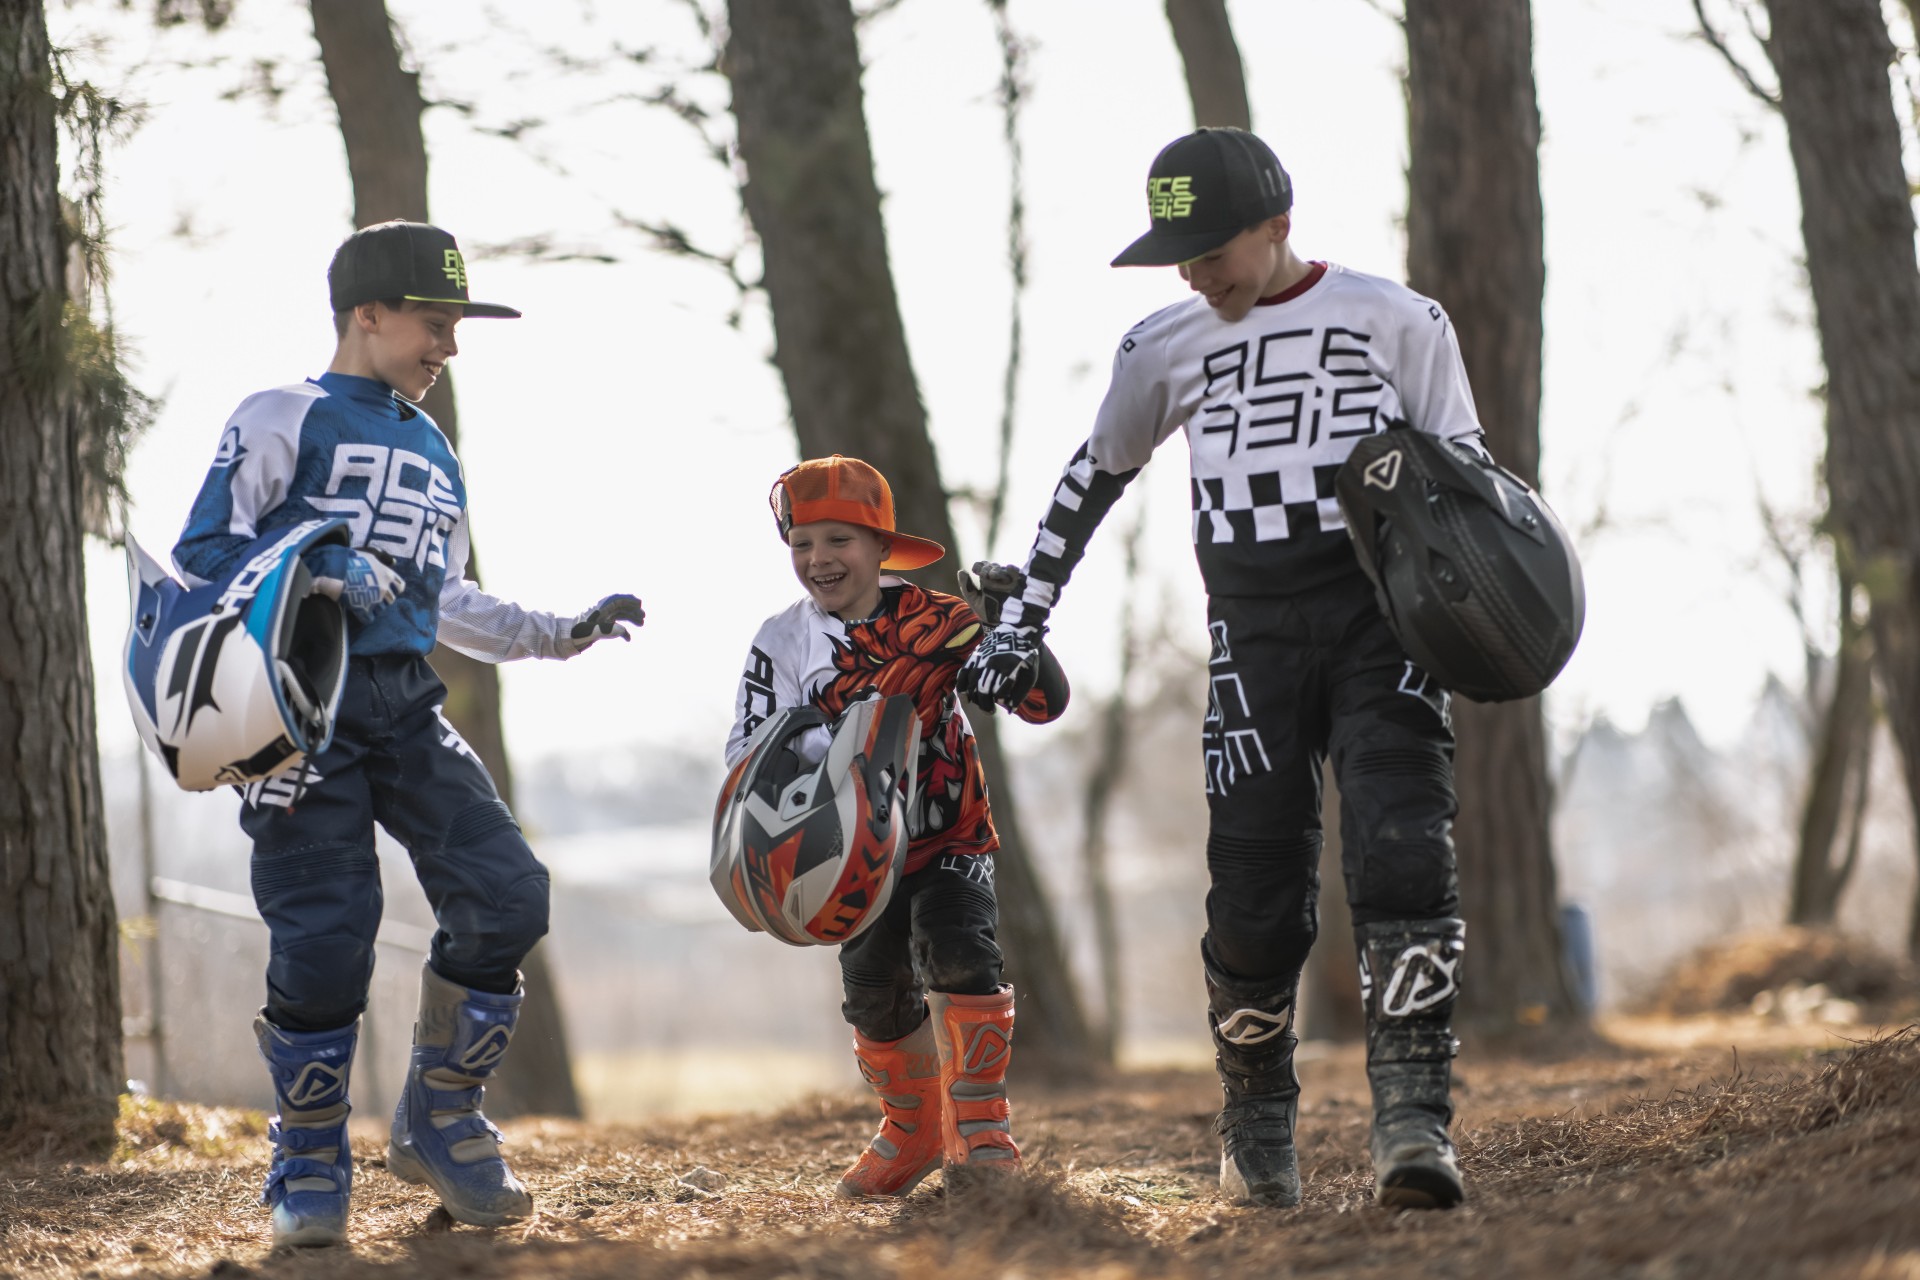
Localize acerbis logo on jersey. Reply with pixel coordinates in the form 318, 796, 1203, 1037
212, 424, 247, 469
1148, 175, 1196, 220
306, 443, 462, 571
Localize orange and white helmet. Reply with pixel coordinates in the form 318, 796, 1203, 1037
711, 690, 921, 946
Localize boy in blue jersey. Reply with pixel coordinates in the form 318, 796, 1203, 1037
173, 221, 645, 1248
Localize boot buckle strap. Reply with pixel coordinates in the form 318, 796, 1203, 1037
271, 1121, 346, 1154
426, 1084, 484, 1113
263, 1155, 349, 1198
435, 1113, 504, 1147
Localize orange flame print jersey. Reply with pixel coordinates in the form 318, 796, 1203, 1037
726, 579, 1060, 875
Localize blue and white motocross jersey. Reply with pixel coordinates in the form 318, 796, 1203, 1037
174, 372, 580, 662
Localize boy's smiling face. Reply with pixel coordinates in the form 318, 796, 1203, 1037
359, 300, 463, 401
789, 519, 889, 619
1178, 215, 1293, 323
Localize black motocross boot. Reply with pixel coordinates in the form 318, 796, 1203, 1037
1204, 947, 1303, 1208
1357, 917, 1466, 1209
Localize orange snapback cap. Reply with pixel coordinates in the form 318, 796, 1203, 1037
770, 455, 946, 571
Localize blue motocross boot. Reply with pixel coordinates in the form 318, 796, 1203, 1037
386, 965, 533, 1225
254, 1015, 357, 1248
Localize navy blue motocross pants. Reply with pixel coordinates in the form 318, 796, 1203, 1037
240, 653, 550, 1032
1200, 573, 1460, 988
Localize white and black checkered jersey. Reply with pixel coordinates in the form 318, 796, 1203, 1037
1001, 261, 1486, 625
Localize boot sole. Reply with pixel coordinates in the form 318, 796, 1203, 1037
1376, 1168, 1465, 1210
387, 1141, 532, 1227
834, 1157, 942, 1199
271, 1223, 346, 1249
1220, 1153, 1302, 1208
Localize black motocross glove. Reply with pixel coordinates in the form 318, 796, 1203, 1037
957, 622, 1043, 712
564, 593, 646, 656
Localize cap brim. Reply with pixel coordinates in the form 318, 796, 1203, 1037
880, 533, 946, 571
1110, 224, 1244, 268
403, 295, 523, 319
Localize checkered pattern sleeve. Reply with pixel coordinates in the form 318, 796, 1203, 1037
999, 311, 1183, 630
998, 440, 1140, 631
433, 511, 579, 662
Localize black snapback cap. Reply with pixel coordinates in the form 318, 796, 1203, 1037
327, 221, 520, 319
1111, 128, 1294, 267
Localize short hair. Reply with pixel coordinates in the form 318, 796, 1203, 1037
332, 297, 408, 340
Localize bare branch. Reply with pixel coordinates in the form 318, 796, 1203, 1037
1690, 0, 1781, 110
612, 213, 758, 325
468, 234, 619, 265
984, 0, 1031, 552
857, 0, 912, 23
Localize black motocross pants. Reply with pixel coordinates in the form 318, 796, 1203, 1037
838, 854, 1003, 1042
1200, 573, 1460, 987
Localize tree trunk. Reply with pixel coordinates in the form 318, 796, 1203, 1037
1789, 577, 1874, 925
0, 0, 125, 1150
1404, 0, 1581, 1033
1761, 0, 1920, 963
1163, 0, 1251, 130
724, 0, 1095, 1075
310, 0, 579, 1117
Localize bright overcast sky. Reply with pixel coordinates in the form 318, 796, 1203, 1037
66, 0, 1874, 768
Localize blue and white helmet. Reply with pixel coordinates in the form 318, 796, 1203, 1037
123, 518, 352, 790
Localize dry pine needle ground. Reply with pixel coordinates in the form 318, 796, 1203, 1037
3, 1023, 1918, 1280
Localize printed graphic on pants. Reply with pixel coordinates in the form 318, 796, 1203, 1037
1203, 618, 1271, 796
1395, 660, 1453, 732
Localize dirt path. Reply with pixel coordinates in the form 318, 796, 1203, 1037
3, 1018, 1916, 1280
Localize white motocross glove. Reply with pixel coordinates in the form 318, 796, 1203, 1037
956, 622, 1042, 712
312, 549, 405, 624
563, 593, 646, 656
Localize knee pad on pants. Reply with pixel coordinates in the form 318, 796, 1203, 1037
910, 877, 1003, 996
253, 841, 381, 1030
1348, 838, 1459, 924
425, 801, 550, 991
1204, 830, 1319, 983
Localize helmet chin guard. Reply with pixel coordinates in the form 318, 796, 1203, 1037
1335, 429, 1585, 703
711, 689, 922, 946
123, 518, 352, 790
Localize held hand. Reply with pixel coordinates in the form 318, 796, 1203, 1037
954, 560, 1029, 627
566, 593, 646, 654
313, 550, 405, 624
956, 623, 1042, 713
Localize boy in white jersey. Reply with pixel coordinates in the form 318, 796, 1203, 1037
727, 456, 1067, 1196
959, 128, 1476, 1211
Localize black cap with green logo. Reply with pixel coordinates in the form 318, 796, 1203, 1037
327, 221, 521, 319
1111, 128, 1294, 268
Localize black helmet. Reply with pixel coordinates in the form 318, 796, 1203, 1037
1335, 429, 1585, 703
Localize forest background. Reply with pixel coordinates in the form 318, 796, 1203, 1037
9, 0, 1918, 1126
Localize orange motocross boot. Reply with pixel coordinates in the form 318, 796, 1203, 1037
837, 1017, 946, 1197
927, 984, 1022, 1172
